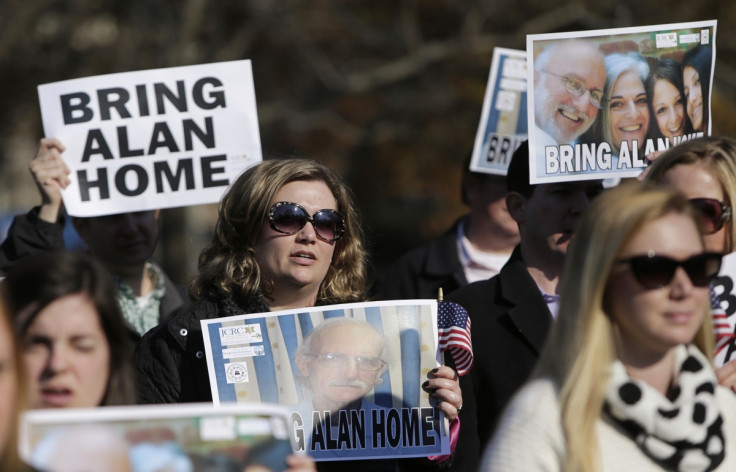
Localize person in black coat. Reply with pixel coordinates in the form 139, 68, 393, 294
371, 156, 519, 301
447, 141, 605, 466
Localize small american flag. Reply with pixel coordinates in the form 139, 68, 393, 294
437, 301, 473, 376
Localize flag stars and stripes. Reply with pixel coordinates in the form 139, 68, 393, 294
437, 301, 474, 376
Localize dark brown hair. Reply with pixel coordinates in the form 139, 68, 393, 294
3, 250, 135, 406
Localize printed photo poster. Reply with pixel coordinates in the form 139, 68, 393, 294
527, 20, 717, 184
37, 60, 263, 217
470, 47, 528, 175
712, 251, 736, 367
201, 300, 449, 461
20, 403, 295, 472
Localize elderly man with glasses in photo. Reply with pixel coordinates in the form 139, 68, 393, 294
291, 318, 391, 452
532, 39, 607, 178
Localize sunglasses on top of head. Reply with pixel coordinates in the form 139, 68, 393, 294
689, 198, 732, 235
268, 202, 346, 242
615, 251, 722, 290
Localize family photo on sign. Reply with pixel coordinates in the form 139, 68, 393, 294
529, 22, 715, 182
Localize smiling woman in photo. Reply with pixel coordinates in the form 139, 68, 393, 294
682, 45, 712, 133
598, 52, 651, 158
646, 58, 692, 145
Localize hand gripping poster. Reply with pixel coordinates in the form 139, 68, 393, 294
201, 300, 457, 461
37, 60, 263, 217
470, 47, 528, 175
20, 403, 295, 472
528, 20, 716, 184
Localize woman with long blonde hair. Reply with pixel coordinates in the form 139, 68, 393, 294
481, 183, 736, 471
646, 137, 736, 372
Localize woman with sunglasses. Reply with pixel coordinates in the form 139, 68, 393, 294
645, 137, 736, 383
481, 182, 736, 472
135, 159, 462, 471
136, 159, 369, 405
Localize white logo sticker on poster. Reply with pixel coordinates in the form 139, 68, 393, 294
225, 362, 249, 384
222, 345, 265, 359
219, 323, 262, 345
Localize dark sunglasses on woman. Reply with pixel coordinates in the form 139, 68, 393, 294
689, 198, 732, 234
268, 201, 346, 242
616, 251, 722, 289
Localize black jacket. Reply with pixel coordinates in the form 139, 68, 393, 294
0, 207, 187, 341
371, 218, 467, 300
135, 295, 268, 404
446, 245, 553, 467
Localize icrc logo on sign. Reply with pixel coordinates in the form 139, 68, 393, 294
218, 324, 263, 346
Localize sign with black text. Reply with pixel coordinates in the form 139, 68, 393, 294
527, 20, 716, 184
712, 251, 736, 367
38, 60, 262, 216
470, 47, 527, 175
201, 300, 451, 461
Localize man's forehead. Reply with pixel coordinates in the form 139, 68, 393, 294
314, 322, 382, 349
547, 44, 604, 84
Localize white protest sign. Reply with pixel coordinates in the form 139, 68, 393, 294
470, 48, 527, 175
38, 60, 263, 217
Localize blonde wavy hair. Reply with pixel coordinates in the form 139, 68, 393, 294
534, 182, 714, 472
645, 136, 736, 254
191, 158, 367, 307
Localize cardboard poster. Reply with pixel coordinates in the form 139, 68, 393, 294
20, 403, 295, 472
37, 60, 263, 216
201, 300, 451, 461
527, 20, 716, 184
470, 47, 528, 175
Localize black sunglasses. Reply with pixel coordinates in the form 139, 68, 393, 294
268, 202, 345, 242
616, 252, 722, 289
689, 198, 732, 235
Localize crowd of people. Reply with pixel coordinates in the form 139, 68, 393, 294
0, 57, 734, 472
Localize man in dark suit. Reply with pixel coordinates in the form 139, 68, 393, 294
447, 141, 604, 467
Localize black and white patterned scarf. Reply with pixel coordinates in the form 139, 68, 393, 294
604, 344, 725, 472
